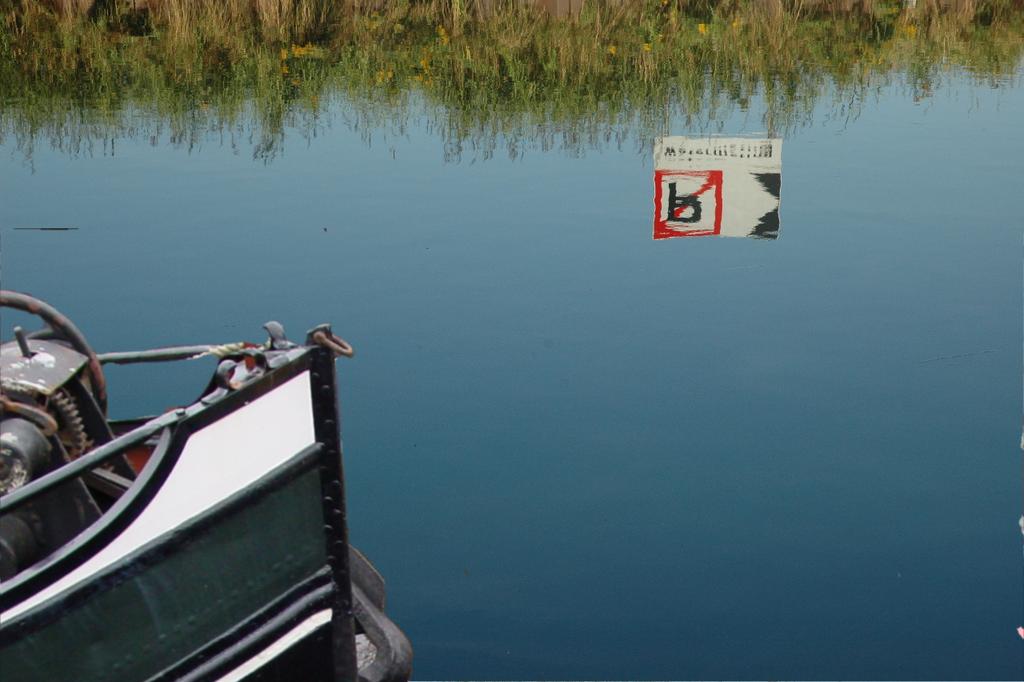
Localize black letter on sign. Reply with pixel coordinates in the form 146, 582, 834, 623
667, 183, 701, 223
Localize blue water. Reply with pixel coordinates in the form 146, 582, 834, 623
2, 75, 1022, 678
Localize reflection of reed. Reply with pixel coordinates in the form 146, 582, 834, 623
37, 0, 1017, 18
6, 1, 1023, 162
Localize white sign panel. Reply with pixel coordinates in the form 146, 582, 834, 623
653, 137, 782, 240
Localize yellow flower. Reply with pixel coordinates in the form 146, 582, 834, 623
643, 43, 652, 52
698, 23, 707, 35
290, 44, 318, 58
731, 19, 740, 29
280, 64, 289, 74
279, 48, 288, 61
437, 25, 449, 45
607, 45, 617, 56
905, 25, 917, 37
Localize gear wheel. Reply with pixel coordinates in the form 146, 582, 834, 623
48, 389, 91, 459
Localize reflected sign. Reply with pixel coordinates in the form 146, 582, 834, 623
653, 137, 782, 240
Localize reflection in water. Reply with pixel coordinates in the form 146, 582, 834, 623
536, 0, 586, 17
1, 3, 1021, 163
653, 137, 781, 240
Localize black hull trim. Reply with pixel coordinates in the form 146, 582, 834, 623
156, 579, 336, 682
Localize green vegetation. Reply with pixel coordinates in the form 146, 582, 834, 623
2, 1, 1022, 160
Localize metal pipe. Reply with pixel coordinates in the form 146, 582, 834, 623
97, 345, 217, 365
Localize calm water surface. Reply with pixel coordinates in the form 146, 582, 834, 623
2, 71, 1022, 678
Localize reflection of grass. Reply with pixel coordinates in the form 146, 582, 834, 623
2, 1, 1022, 160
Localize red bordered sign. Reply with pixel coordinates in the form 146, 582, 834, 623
653, 170, 723, 240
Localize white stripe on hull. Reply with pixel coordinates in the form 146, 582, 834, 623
216, 609, 332, 682
3, 371, 316, 621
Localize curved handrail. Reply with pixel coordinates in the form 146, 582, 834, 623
0, 412, 178, 515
